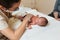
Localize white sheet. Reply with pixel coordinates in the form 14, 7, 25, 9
12, 7, 60, 40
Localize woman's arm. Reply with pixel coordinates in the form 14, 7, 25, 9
53, 12, 60, 21
0, 14, 33, 40
53, 11, 58, 19
56, 18, 60, 21
53, 0, 59, 18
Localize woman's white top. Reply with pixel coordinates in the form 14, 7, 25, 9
0, 10, 22, 30
0, 10, 8, 30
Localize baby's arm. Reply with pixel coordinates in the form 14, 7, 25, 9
17, 16, 24, 21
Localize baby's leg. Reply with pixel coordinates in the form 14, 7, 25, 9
28, 24, 32, 29
27, 22, 35, 29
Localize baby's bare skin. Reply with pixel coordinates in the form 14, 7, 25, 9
18, 14, 48, 29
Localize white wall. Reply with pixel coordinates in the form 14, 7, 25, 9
20, 0, 56, 14
35, 0, 56, 14
20, 0, 35, 8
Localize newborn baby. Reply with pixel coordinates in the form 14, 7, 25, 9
12, 13, 48, 29
17, 14, 48, 29
27, 15, 48, 29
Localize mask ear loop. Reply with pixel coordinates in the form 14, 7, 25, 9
37, 15, 39, 17
2, 9, 13, 18
4, 10, 13, 13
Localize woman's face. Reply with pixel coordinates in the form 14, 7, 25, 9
8, 2, 20, 11
0, 1, 20, 13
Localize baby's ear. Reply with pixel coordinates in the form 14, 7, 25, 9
37, 15, 39, 17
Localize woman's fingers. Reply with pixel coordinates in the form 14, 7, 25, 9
23, 14, 33, 21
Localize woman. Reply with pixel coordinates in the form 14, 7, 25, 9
48, 0, 60, 21
0, 0, 33, 40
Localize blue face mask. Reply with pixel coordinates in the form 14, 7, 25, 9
14, 7, 19, 11
3, 7, 19, 13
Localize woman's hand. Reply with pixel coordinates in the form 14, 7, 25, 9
23, 14, 33, 29
23, 14, 33, 21
56, 18, 60, 21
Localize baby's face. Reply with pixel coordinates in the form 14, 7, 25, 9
36, 18, 46, 26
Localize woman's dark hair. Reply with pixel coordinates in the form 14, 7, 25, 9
0, 0, 21, 9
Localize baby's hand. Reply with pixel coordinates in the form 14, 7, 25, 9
18, 16, 23, 19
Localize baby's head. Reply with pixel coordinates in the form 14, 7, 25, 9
36, 17, 48, 26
